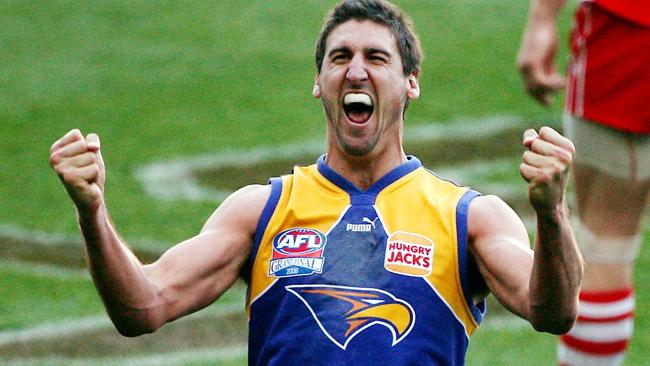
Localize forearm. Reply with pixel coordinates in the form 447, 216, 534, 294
526, 0, 567, 24
77, 203, 164, 335
529, 201, 583, 333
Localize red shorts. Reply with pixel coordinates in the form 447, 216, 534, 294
566, 3, 650, 134
593, 0, 650, 27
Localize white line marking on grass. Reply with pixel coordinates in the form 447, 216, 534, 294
135, 135, 326, 202
0, 314, 112, 347
0, 260, 89, 280
135, 115, 524, 202
404, 115, 522, 142
481, 314, 529, 331
0, 344, 248, 366
0, 299, 244, 347
0, 222, 170, 281
0, 302, 247, 365
437, 157, 523, 198
0, 222, 245, 349
0, 222, 168, 253
0, 223, 80, 247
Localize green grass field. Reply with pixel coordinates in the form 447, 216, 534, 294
1, 0, 648, 364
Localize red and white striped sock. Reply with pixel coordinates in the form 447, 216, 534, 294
558, 288, 635, 366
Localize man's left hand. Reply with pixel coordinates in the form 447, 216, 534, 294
520, 126, 575, 213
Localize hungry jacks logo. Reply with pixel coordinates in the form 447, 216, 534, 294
384, 231, 434, 277
286, 285, 415, 349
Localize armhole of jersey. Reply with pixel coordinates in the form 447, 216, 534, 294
246, 177, 284, 277
456, 189, 486, 325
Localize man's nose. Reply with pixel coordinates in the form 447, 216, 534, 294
346, 55, 368, 84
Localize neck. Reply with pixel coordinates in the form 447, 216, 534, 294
325, 143, 407, 191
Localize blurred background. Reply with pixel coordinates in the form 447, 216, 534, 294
1, 0, 648, 364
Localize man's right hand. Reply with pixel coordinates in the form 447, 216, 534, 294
49, 129, 105, 214
516, 0, 568, 106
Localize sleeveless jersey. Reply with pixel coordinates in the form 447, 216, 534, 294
245, 155, 485, 365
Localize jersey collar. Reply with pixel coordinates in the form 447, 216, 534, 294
316, 154, 421, 202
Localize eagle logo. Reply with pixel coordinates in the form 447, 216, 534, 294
286, 285, 415, 350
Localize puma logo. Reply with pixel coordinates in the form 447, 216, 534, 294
362, 217, 379, 229
346, 217, 379, 232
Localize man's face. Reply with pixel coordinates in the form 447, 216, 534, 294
313, 19, 419, 157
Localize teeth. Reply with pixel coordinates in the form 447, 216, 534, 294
344, 93, 372, 106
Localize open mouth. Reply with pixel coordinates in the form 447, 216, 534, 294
343, 93, 374, 124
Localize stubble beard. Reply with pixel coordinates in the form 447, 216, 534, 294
323, 101, 380, 157
335, 125, 379, 156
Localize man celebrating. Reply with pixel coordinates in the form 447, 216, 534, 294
50, 1, 582, 364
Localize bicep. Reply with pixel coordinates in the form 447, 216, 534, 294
468, 195, 534, 319
144, 184, 270, 321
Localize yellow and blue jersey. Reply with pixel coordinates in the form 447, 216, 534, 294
245, 155, 485, 365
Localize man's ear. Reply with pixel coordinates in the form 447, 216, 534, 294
313, 74, 321, 98
406, 73, 420, 100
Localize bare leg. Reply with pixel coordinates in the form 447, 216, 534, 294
574, 163, 650, 290
558, 162, 649, 365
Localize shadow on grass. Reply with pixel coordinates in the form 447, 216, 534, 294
0, 308, 247, 359
193, 124, 526, 190
0, 232, 247, 360
0, 235, 161, 269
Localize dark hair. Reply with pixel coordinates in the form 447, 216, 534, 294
315, 0, 423, 76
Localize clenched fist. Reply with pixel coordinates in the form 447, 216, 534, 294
49, 129, 105, 214
519, 126, 575, 213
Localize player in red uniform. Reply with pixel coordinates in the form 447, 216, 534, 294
518, 0, 650, 364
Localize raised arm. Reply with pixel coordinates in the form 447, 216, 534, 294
49, 129, 268, 336
469, 126, 583, 334
517, 0, 567, 106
